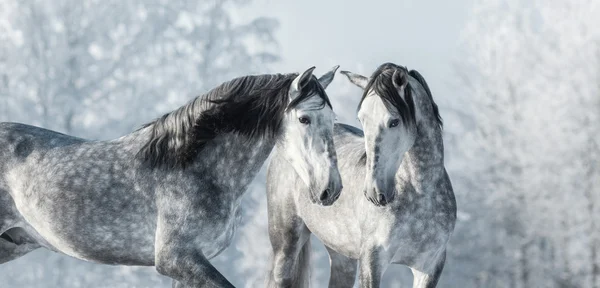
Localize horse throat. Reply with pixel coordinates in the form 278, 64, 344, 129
397, 121, 445, 192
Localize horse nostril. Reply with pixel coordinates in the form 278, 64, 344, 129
320, 189, 330, 202
378, 193, 387, 205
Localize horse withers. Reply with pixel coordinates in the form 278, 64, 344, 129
266, 63, 456, 288
0, 66, 342, 287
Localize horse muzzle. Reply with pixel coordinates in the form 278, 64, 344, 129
314, 169, 343, 206
364, 182, 394, 207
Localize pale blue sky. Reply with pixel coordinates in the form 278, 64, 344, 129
239, 0, 473, 130
247, 0, 473, 100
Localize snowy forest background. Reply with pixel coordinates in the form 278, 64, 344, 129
1, 0, 599, 287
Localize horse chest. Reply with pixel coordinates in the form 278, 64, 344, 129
387, 195, 454, 266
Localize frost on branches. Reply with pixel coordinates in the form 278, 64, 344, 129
450, 0, 600, 287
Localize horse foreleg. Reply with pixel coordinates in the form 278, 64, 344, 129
0, 200, 40, 264
266, 201, 312, 288
410, 250, 446, 288
0, 235, 39, 264
266, 179, 312, 288
155, 243, 233, 288
326, 246, 357, 288
154, 203, 234, 288
267, 227, 311, 288
171, 279, 206, 288
170, 279, 218, 288
358, 248, 388, 288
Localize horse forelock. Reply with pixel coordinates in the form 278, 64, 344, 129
137, 73, 331, 169
358, 63, 416, 128
288, 75, 333, 111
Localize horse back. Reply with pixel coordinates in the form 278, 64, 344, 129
0, 122, 86, 158
0, 122, 162, 264
0, 122, 88, 181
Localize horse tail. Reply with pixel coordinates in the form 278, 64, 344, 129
294, 237, 312, 288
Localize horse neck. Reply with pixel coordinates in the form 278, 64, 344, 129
118, 125, 276, 200
192, 132, 277, 199
112, 125, 154, 150
396, 118, 445, 194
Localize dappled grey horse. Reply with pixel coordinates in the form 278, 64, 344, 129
0, 66, 343, 287
266, 63, 456, 288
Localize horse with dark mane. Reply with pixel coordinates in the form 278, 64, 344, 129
0, 66, 342, 287
266, 63, 456, 288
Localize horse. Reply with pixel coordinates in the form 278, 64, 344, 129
266, 63, 456, 288
0, 66, 343, 288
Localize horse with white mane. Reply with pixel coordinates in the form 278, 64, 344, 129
266, 63, 456, 288
0, 66, 342, 287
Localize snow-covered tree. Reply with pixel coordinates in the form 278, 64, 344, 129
0, 0, 278, 137
453, 0, 600, 287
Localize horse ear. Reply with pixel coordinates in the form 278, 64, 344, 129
291, 66, 316, 93
392, 69, 409, 91
317, 65, 340, 89
340, 70, 368, 90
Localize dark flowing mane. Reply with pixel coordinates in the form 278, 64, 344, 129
138, 73, 332, 169
408, 69, 443, 129
358, 63, 416, 127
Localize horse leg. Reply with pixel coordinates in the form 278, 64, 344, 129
171, 280, 192, 288
0, 219, 40, 264
326, 246, 357, 288
358, 248, 388, 288
0, 233, 39, 264
154, 205, 234, 288
155, 241, 232, 288
267, 226, 311, 288
0, 189, 40, 264
410, 250, 446, 288
266, 169, 313, 288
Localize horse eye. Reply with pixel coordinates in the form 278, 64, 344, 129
299, 117, 311, 124
389, 119, 400, 128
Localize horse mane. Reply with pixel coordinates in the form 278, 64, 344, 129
358, 63, 416, 128
137, 73, 332, 169
408, 69, 443, 129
